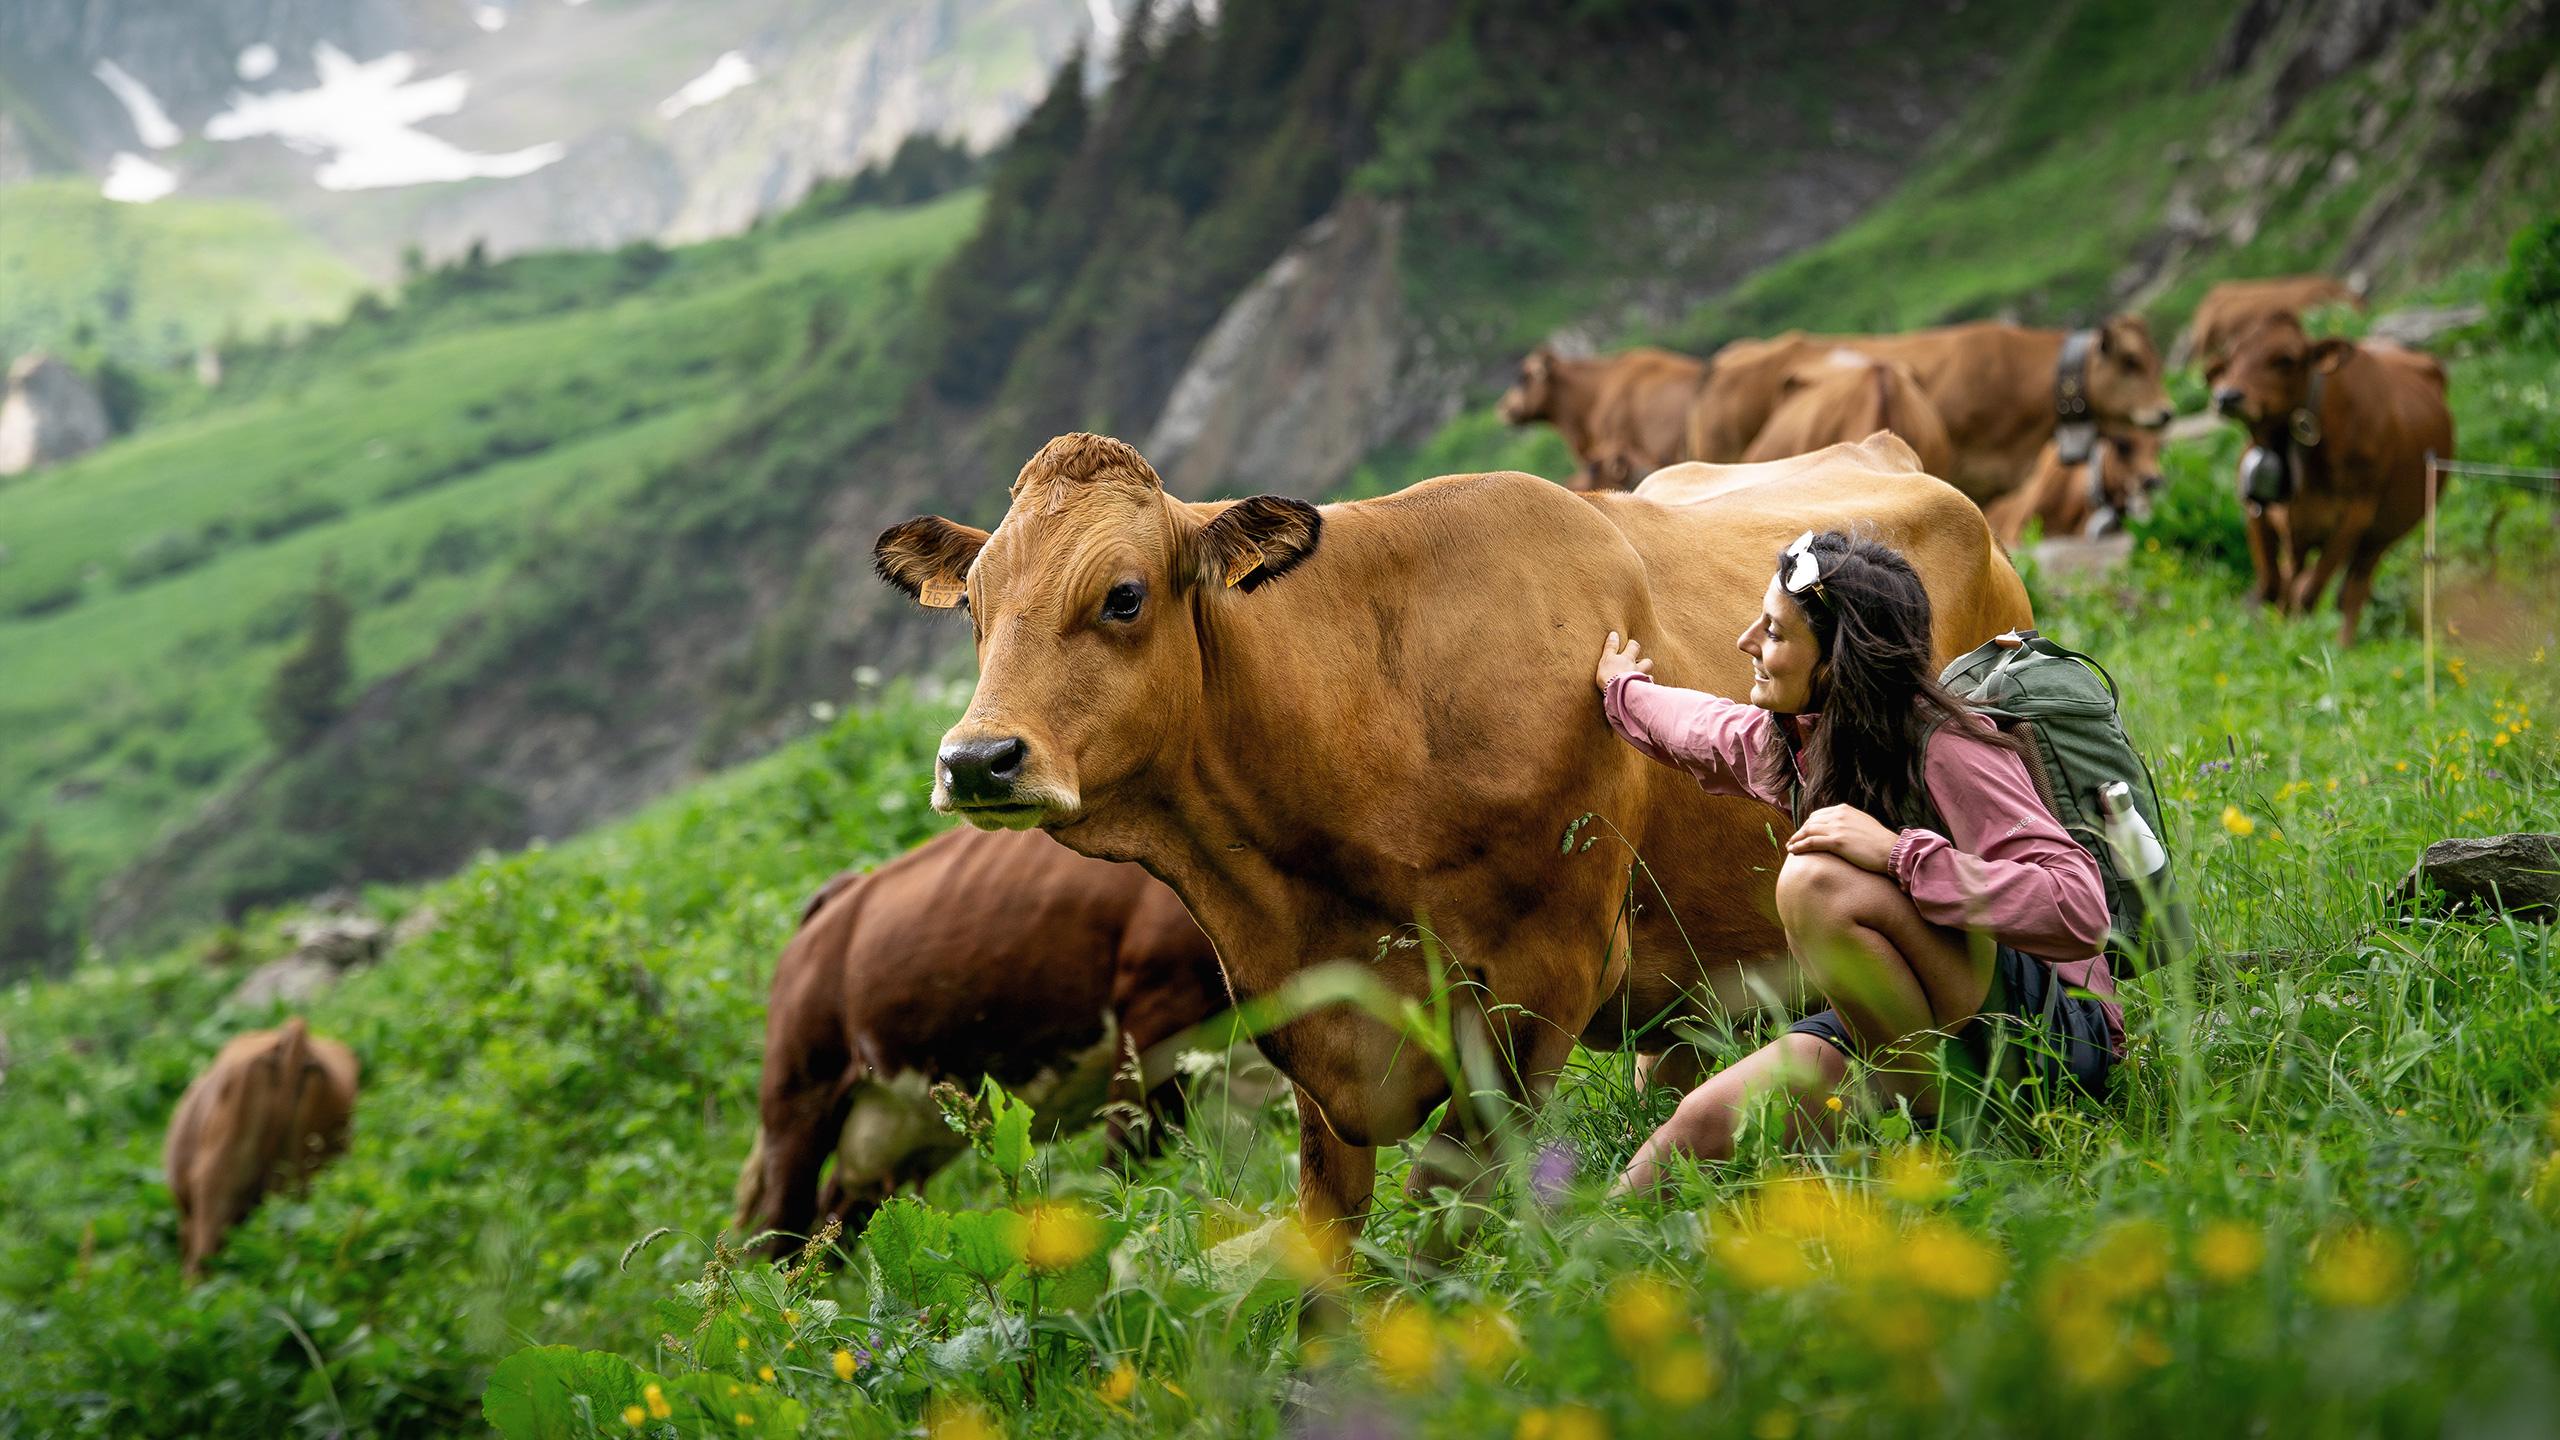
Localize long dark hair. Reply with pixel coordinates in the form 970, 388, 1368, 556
1779, 530, 2025, 824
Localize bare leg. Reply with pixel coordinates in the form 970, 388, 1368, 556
1614, 1032, 1846, 1193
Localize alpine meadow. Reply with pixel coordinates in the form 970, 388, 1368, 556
3, 3, 2559, 1438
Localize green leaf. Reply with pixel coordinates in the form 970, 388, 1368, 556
483, 1346, 650, 1440
946, 1208, 1029, 1285
865, 1196, 966, 1312
979, 1076, 1034, 1180
662, 1372, 810, 1437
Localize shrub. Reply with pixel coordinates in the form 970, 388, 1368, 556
2491, 214, 2560, 351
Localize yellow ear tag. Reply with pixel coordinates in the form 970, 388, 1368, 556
919, 581, 965, 609
1222, 545, 1266, 590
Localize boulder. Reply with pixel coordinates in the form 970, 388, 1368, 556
2396, 833, 2560, 919
226, 955, 341, 1010
2367, 303, 2488, 347
0, 353, 111, 475
226, 912, 387, 1008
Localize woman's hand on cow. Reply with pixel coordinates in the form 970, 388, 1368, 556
1786, 804, 1900, 873
1596, 631, 1654, 691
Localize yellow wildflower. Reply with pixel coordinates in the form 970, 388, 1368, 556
2221, 806, 2256, 838
1638, 1341, 1720, 1406
621, 1405, 646, 1429
1364, 1301, 1441, 1390
735, 1336, 749, 1352
1824, 1094, 1844, 1113
757, 1365, 775, 1383
1100, 1362, 1138, 1407
1516, 1404, 1608, 1440
781, 1309, 798, 1326
1753, 1410, 1800, 1440
1022, 1201, 1104, 1271
1882, 1146, 1954, 1205
2307, 1228, 2407, 1308
832, 1348, 858, 1381
1714, 1226, 1812, 1291
928, 1398, 1002, 1440
1451, 1304, 1522, 1376
2192, 1221, 2264, 1286
1897, 1220, 2005, 1300
643, 1383, 672, 1420
734, 1417, 755, 1430
1604, 1274, 1686, 1353
2083, 1219, 2171, 1300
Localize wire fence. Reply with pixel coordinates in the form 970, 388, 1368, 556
2423, 454, 2560, 708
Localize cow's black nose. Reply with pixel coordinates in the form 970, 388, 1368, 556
2212, 387, 2245, 416
940, 736, 1025, 803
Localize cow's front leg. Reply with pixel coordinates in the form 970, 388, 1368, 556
2291, 497, 2377, 619
2242, 502, 2282, 606
1294, 1086, 1376, 1334
1403, 1016, 1581, 1265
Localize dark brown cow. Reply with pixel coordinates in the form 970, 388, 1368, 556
736, 825, 1225, 1252
1686, 317, 2173, 503
1498, 345, 1709, 490
2212, 316, 2454, 645
873, 432, 2031, 1283
1983, 425, 2166, 547
1742, 351, 1956, 480
2188, 275, 2365, 375
164, 1018, 359, 1279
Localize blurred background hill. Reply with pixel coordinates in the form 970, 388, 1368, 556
2, 0, 2556, 958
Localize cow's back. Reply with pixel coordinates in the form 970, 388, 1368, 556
1744, 355, 1955, 480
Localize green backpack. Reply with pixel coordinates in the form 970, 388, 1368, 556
1939, 630, 2190, 973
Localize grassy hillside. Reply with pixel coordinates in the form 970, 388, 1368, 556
0, 192, 980, 931
0, 180, 366, 367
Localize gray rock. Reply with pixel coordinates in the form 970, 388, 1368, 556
2367, 303, 2488, 347
279, 914, 386, 970
0, 353, 111, 475
226, 954, 341, 1010
2396, 834, 2560, 919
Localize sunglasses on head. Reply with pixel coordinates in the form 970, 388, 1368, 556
1782, 530, 1829, 607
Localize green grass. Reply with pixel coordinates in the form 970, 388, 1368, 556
0, 192, 980, 912
0, 180, 367, 366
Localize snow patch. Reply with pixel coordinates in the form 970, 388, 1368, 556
656, 51, 757, 120
238, 43, 279, 81
206, 43, 564, 190
92, 60, 183, 150
102, 152, 178, 203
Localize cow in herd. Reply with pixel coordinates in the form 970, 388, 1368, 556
734, 825, 1224, 1252
875, 429, 2031, 1281
163, 1018, 359, 1279
161, 273, 2438, 1296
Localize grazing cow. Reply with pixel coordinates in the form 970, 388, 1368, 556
163, 1018, 359, 1279
1983, 425, 2166, 546
1685, 317, 2173, 503
2211, 316, 2453, 645
1498, 344, 1708, 490
737, 825, 1225, 1253
2187, 275, 2365, 375
1741, 351, 1956, 480
873, 431, 2032, 1283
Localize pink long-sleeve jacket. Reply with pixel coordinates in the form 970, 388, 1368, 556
1602, 671, 2121, 1047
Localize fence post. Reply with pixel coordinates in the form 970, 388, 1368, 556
2423, 454, 2438, 711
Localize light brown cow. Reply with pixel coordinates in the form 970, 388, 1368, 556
163, 1018, 358, 1279
873, 431, 2032, 1283
2211, 316, 2454, 645
2187, 275, 2365, 376
737, 825, 1225, 1254
1685, 317, 2173, 503
1498, 344, 1708, 490
1983, 425, 2167, 547
1742, 350, 1956, 480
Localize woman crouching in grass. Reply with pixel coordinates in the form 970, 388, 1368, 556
1598, 530, 2117, 1193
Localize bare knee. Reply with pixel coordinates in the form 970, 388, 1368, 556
1775, 852, 1881, 931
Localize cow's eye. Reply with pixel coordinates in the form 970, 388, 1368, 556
1100, 581, 1145, 623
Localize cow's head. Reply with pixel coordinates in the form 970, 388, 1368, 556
2089, 424, 2167, 530
1497, 346, 1558, 426
2210, 316, 2350, 436
2086, 313, 2175, 432
874, 434, 1320, 830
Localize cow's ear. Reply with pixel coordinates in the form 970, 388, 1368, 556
2308, 337, 2355, 373
2100, 313, 2153, 357
874, 516, 989, 609
1194, 495, 1321, 593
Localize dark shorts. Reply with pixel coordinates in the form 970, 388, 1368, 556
1786, 943, 2115, 1099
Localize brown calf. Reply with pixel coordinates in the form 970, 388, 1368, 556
1498, 344, 1708, 490
1741, 351, 1956, 480
737, 825, 1224, 1254
164, 1018, 359, 1278
2211, 316, 2453, 645
1983, 426, 2166, 547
